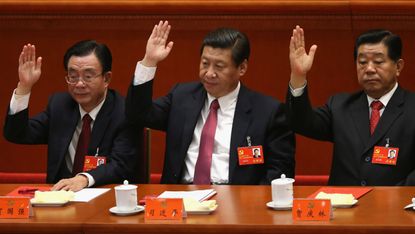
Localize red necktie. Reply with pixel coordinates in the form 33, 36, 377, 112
370, 101, 383, 135
194, 99, 220, 185
72, 114, 92, 176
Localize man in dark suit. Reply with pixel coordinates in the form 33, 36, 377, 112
286, 26, 415, 185
126, 21, 295, 185
4, 40, 142, 191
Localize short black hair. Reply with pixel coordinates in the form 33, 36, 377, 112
200, 28, 250, 66
63, 40, 112, 73
354, 29, 402, 62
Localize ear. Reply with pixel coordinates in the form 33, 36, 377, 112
103, 71, 112, 88
103, 71, 112, 84
238, 59, 248, 76
396, 59, 404, 77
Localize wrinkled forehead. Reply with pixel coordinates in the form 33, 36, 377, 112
67, 53, 102, 71
357, 43, 388, 58
200, 46, 235, 65
201, 47, 231, 60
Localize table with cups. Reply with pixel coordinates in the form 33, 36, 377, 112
0, 183, 415, 234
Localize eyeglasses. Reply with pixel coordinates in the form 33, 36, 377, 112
65, 72, 103, 85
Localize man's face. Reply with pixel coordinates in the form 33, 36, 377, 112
199, 46, 247, 98
66, 53, 110, 112
356, 43, 403, 99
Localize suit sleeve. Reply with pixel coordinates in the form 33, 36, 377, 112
262, 103, 296, 184
126, 80, 177, 131
401, 167, 415, 186
86, 122, 144, 185
285, 85, 334, 141
3, 97, 52, 144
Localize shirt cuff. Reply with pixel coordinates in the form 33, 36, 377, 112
79, 172, 95, 187
133, 61, 157, 86
289, 81, 307, 97
9, 89, 30, 115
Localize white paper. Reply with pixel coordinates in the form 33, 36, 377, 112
158, 189, 216, 202
73, 188, 111, 202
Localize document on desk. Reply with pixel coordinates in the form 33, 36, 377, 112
308, 187, 373, 199
158, 189, 217, 202
73, 188, 111, 202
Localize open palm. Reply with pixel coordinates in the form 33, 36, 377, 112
18, 44, 42, 88
289, 26, 317, 78
143, 21, 174, 66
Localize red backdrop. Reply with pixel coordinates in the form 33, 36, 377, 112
1, 0, 415, 177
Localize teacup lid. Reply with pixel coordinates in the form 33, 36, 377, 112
115, 180, 137, 190
272, 174, 295, 185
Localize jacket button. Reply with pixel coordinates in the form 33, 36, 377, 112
365, 156, 371, 162
361, 180, 367, 186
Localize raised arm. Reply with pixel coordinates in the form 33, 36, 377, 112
289, 25, 317, 89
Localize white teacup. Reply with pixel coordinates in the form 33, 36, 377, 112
114, 180, 138, 211
271, 174, 295, 206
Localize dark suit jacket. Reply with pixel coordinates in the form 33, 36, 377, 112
126, 81, 295, 185
286, 85, 415, 186
4, 89, 143, 185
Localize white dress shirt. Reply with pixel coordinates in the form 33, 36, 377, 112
366, 82, 397, 117
289, 81, 398, 118
9, 90, 106, 187
134, 62, 239, 184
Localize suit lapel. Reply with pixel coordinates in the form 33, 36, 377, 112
350, 92, 371, 153
229, 85, 252, 183
364, 87, 405, 153
51, 98, 80, 180
178, 86, 207, 169
89, 91, 114, 154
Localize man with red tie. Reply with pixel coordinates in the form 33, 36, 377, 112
126, 21, 295, 185
4, 40, 143, 191
286, 26, 415, 185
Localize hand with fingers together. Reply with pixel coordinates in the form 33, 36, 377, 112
141, 20, 174, 67
289, 25, 317, 89
17, 44, 42, 95
51, 175, 89, 192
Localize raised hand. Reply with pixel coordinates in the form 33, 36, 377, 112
142, 20, 174, 67
289, 26, 317, 88
17, 44, 42, 95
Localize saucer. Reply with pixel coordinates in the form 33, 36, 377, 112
109, 205, 144, 216
266, 201, 292, 210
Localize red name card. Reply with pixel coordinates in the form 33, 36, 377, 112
145, 198, 183, 220
237, 146, 264, 165
292, 199, 332, 221
83, 155, 106, 172
0, 197, 30, 219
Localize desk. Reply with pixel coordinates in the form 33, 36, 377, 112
1, 184, 415, 234
0, 184, 108, 234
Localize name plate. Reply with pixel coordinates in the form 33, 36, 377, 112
292, 199, 332, 221
0, 197, 30, 219
145, 198, 183, 220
